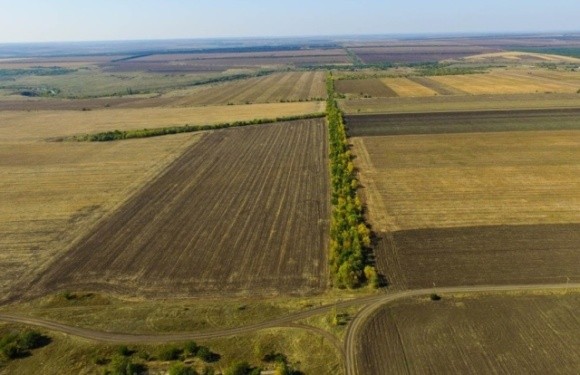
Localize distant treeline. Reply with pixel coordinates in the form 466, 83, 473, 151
516, 47, 580, 58
69, 113, 325, 142
112, 44, 341, 62
326, 73, 378, 289
0, 66, 75, 78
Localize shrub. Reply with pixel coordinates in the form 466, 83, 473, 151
224, 361, 256, 375
430, 293, 442, 301
168, 362, 198, 375
158, 345, 182, 361
184, 340, 198, 356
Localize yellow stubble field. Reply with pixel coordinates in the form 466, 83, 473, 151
0, 133, 201, 298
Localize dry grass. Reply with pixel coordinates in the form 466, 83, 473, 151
0, 101, 324, 142
0, 133, 201, 297
431, 70, 579, 95
380, 77, 438, 97
353, 130, 580, 231
460, 51, 580, 63
162, 71, 327, 105
339, 92, 580, 114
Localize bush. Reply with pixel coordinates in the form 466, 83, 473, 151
106, 354, 144, 375
430, 293, 442, 301
168, 362, 198, 375
158, 345, 182, 361
184, 340, 198, 356
196, 346, 220, 362
116, 345, 131, 357
224, 361, 257, 375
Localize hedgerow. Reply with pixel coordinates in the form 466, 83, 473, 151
326, 73, 378, 288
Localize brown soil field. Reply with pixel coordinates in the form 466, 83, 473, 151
31, 119, 329, 298
431, 70, 580, 95
380, 77, 438, 97
334, 79, 397, 98
0, 101, 324, 142
374, 225, 580, 289
0, 133, 201, 299
351, 130, 580, 231
345, 108, 580, 136
161, 71, 327, 106
358, 292, 580, 374
339, 92, 580, 114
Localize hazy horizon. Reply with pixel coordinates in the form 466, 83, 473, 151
1, 0, 579, 44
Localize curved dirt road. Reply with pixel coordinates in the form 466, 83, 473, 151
0, 283, 578, 374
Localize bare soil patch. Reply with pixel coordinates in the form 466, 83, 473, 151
345, 108, 580, 136
32, 120, 329, 298
334, 79, 398, 98
374, 225, 580, 289
358, 292, 580, 374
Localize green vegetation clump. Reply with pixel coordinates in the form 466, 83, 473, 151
326, 72, 377, 289
0, 66, 75, 78
414, 62, 487, 76
0, 329, 50, 361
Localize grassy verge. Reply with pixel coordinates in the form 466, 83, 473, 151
326, 73, 378, 289
69, 113, 325, 142
0, 323, 342, 374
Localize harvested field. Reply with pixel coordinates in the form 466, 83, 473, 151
0, 133, 201, 298
0, 101, 324, 142
162, 71, 327, 105
351, 130, 580, 231
406, 76, 466, 95
348, 45, 495, 64
431, 70, 580, 95
339, 92, 580, 114
334, 79, 397, 98
459, 51, 580, 64
358, 293, 580, 374
345, 108, 580, 136
105, 49, 350, 72
380, 77, 437, 97
374, 225, 580, 289
32, 119, 329, 297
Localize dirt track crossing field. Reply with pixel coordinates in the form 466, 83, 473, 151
31, 119, 329, 298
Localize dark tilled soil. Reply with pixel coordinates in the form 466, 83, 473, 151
374, 224, 580, 290
345, 108, 580, 136
31, 119, 330, 298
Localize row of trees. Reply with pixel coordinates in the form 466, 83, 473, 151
73, 113, 326, 142
326, 73, 378, 289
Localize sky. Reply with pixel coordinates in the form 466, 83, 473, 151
0, 0, 579, 43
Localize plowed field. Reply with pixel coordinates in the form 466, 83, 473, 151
374, 225, 580, 290
33, 119, 329, 297
334, 79, 397, 98
358, 293, 580, 374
